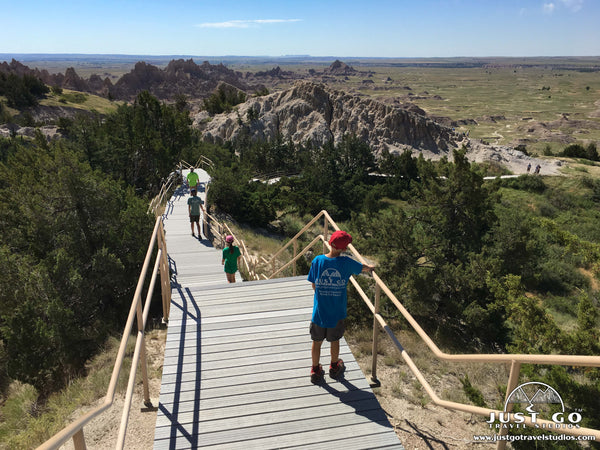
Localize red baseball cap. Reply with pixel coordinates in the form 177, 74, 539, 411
329, 230, 352, 250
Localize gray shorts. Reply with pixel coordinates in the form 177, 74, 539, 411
189, 215, 200, 223
310, 320, 345, 342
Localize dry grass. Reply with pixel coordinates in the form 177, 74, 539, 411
346, 324, 509, 410
40, 89, 119, 115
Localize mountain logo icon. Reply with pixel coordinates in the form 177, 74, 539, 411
505, 382, 564, 415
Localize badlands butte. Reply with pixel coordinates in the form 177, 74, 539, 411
3, 56, 600, 174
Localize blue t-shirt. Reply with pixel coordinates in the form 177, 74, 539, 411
307, 255, 363, 328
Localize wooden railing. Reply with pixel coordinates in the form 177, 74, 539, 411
148, 156, 215, 217
202, 210, 261, 281
39, 155, 260, 449
267, 210, 600, 448
38, 216, 171, 450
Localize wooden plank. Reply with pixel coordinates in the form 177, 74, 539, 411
157, 378, 371, 419
154, 399, 389, 440
159, 365, 366, 399
154, 420, 401, 450
164, 325, 308, 350
155, 389, 379, 427
160, 348, 355, 377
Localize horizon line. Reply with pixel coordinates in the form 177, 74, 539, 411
1, 53, 600, 60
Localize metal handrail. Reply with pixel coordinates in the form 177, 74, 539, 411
38, 216, 170, 450
267, 210, 600, 446
180, 156, 215, 172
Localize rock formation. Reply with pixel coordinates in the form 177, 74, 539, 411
325, 60, 357, 76
0, 58, 265, 101
108, 59, 261, 100
195, 81, 461, 158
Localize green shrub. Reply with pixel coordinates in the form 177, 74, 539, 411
460, 374, 487, 407
501, 174, 547, 193
544, 294, 578, 317
536, 259, 590, 295
203, 84, 246, 115
581, 176, 600, 202
59, 92, 87, 104
560, 143, 599, 161
0, 72, 48, 107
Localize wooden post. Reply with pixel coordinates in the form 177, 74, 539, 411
371, 284, 381, 387
157, 220, 171, 322
497, 360, 521, 450
135, 292, 151, 408
72, 429, 86, 450
293, 240, 298, 276
323, 216, 328, 254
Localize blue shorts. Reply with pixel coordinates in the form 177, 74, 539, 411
310, 320, 345, 342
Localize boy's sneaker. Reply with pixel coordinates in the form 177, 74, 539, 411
329, 359, 345, 379
310, 364, 324, 384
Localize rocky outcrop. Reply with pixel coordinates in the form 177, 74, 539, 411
195, 81, 461, 157
0, 59, 111, 94
0, 58, 263, 101
108, 59, 259, 100
325, 60, 357, 76
248, 66, 295, 79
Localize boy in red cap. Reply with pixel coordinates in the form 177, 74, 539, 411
307, 230, 374, 384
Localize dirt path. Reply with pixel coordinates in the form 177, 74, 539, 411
466, 141, 566, 175
60, 330, 166, 450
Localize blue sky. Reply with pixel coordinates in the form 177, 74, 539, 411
1, 0, 598, 57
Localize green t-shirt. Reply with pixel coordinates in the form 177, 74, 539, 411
187, 171, 199, 188
187, 196, 203, 216
222, 246, 241, 274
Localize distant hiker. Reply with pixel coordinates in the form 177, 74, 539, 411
534, 164, 541, 175
187, 167, 200, 191
187, 189, 205, 237
307, 230, 374, 384
222, 235, 241, 283
527, 163, 531, 174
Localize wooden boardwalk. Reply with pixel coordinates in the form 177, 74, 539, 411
154, 169, 403, 449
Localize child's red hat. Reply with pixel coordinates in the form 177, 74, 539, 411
329, 230, 352, 250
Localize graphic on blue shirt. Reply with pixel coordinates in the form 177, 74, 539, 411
316, 268, 348, 293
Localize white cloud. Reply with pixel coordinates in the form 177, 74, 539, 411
559, 0, 584, 11
197, 19, 301, 29
543, 2, 555, 14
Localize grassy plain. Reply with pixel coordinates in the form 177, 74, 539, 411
321, 65, 599, 153
40, 88, 120, 115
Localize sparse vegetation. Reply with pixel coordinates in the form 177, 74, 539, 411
203, 84, 247, 114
